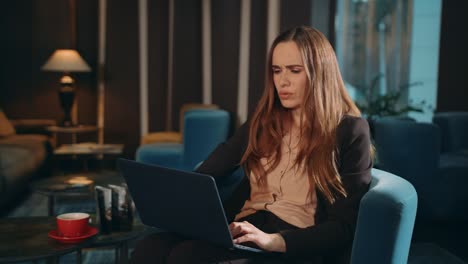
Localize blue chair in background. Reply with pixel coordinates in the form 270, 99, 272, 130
433, 111, 468, 154
136, 109, 230, 171
433, 112, 468, 172
373, 119, 468, 221
140, 103, 220, 145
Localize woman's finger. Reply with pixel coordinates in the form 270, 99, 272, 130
231, 222, 263, 244
230, 222, 285, 252
233, 233, 256, 244
229, 221, 252, 237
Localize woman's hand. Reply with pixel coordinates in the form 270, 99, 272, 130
229, 221, 286, 252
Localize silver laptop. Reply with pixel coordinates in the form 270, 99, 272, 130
117, 158, 264, 253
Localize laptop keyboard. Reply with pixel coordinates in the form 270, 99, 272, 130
234, 244, 264, 253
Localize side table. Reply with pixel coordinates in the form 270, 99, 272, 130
53, 143, 124, 171
31, 171, 125, 216
0, 216, 155, 264
47, 125, 99, 145
89, 219, 156, 264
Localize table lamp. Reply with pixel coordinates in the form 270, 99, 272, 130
41, 49, 91, 127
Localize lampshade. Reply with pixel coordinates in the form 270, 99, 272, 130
41, 49, 91, 72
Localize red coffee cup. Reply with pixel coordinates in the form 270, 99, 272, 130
56, 212, 90, 237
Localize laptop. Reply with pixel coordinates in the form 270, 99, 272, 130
117, 158, 264, 253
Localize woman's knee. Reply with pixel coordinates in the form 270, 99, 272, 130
166, 240, 234, 264
130, 232, 183, 264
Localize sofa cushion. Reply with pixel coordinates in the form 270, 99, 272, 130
0, 145, 37, 192
0, 133, 51, 209
0, 111, 16, 137
0, 134, 49, 170
439, 152, 468, 170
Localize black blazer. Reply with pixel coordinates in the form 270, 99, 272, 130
196, 115, 372, 262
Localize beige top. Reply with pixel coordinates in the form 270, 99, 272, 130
235, 133, 317, 228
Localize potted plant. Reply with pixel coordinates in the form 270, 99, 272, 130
355, 75, 430, 136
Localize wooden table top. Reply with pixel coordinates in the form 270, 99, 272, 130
0, 216, 90, 262
0, 216, 154, 262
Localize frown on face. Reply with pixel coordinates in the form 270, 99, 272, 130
272, 41, 308, 110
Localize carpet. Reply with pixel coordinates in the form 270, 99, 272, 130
408, 243, 466, 264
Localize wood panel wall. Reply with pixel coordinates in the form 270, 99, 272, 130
1, 0, 97, 143
1, 0, 339, 158
148, 0, 169, 133
104, 0, 140, 157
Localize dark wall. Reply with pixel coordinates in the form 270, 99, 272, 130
75, 0, 98, 126
4, 0, 465, 159
280, 0, 311, 32
212, 0, 241, 123
104, 0, 140, 157
172, 0, 203, 131
1, 2, 33, 113
148, 0, 169, 133
1, 0, 337, 158
0, 0, 97, 136
436, 0, 468, 112
248, 0, 268, 117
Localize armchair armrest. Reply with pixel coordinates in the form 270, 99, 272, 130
10, 119, 56, 135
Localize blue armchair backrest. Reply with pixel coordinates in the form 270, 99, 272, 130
373, 119, 441, 183
183, 110, 230, 170
433, 111, 468, 153
351, 168, 418, 264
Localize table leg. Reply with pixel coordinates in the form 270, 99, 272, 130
48, 195, 55, 216
120, 241, 129, 264
76, 249, 82, 264
46, 256, 59, 264
115, 245, 120, 264
52, 132, 57, 148
83, 158, 89, 171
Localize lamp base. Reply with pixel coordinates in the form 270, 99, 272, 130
61, 119, 76, 127
58, 88, 76, 127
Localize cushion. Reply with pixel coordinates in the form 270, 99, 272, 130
141, 132, 182, 145
0, 111, 16, 137
136, 143, 183, 169
0, 145, 37, 195
0, 134, 49, 169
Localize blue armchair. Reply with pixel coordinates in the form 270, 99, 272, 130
216, 168, 417, 264
351, 168, 417, 264
432, 112, 468, 173
373, 119, 468, 221
432, 112, 468, 154
136, 109, 230, 171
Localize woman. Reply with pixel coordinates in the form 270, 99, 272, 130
131, 26, 372, 263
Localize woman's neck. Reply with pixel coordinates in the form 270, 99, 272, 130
291, 108, 302, 130
286, 110, 303, 149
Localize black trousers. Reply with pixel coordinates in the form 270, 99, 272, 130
130, 210, 317, 264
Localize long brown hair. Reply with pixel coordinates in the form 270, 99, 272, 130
241, 26, 361, 204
